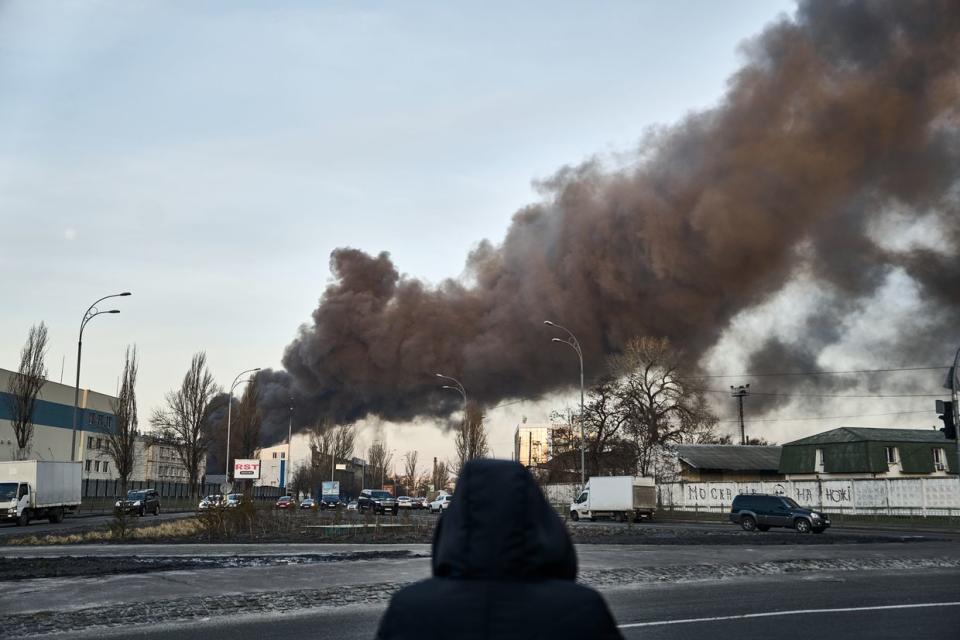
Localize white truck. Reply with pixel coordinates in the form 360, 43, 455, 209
0, 461, 82, 526
569, 476, 656, 523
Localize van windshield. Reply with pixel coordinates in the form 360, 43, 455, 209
0, 483, 17, 500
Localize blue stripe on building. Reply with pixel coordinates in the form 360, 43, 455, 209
279, 459, 286, 489
0, 391, 116, 434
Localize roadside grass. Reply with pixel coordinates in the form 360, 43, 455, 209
7, 508, 438, 546
8, 517, 205, 546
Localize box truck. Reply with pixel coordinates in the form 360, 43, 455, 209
568, 476, 656, 522
0, 461, 82, 526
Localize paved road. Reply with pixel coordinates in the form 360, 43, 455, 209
0, 510, 193, 538
75, 567, 960, 639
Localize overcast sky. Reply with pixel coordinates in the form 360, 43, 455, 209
9, 1, 942, 468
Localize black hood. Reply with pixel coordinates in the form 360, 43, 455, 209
431, 459, 577, 582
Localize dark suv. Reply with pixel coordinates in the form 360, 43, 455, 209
357, 489, 398, 515
115, 489, 161, 517
729, 494, 829, 534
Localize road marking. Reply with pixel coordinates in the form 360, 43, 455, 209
618, 601, 960, 628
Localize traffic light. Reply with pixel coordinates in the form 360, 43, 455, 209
936, 400, 956, 440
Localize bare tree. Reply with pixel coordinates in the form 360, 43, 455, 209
453, 402, 488, 475
612, 337, 718, 479
367, 441, 392, 488
233, 373, 262, 461
432, 459, 451, 492
289, 463, 313, 498
151, 352, 219, 499
104, 346, 138, 495
578, 376, 629, 477
5, 323, 49, 460
308, 421, 356, 480
415, 471, 432, 496
402, 450, 418, 494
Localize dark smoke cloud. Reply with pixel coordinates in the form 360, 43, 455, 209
259, 0, 960, 444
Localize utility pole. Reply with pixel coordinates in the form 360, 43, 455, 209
947, 348, 960, 479
730, 384, 750, 445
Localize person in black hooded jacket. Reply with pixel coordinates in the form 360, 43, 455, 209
376, 459, 622, 640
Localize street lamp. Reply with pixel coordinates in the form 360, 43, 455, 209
71, 292, 131, 461
544, 320, 585, 490
225, 367, 261, 480
437, 372, 469, 455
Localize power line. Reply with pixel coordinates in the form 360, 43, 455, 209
717, 410, 934, 424
682, 365, 949, 379
705, 389, 947, 399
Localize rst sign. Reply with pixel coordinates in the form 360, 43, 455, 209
233, 459, 261, 479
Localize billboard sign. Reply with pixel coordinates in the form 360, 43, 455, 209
322, 481, 340, 497
234, 459, 261, 479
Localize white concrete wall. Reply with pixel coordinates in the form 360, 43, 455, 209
658, 478, 960, 516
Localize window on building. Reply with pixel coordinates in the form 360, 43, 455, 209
85, 460, 92, 472
280, 452, 285, 459
885, 447, 898, 465
933, 448, 946, 471
96, 438, 102, 449
814, 448, 824, 473
95, 461, 101, 472
103, 462, 109, 474
272, 452, 277, 459
87, 436, 93, 449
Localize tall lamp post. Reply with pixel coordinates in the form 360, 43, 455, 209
437, 372, 468, 455
71, 291, 131, 462
544, 320, 585, 489
225, 367, 260, 480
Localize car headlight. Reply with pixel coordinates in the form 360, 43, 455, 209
134, 500, 142, 506
810, 513, 821, 520
115, 501, 121, 507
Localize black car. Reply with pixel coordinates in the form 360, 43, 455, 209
357, 489, 398, 515
729, 494, 829, 534
115, 489, 161, 516
319, 495, 342, 510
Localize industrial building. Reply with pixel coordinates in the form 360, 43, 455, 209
513, 424, 554, 467
779, 427, 957, 480
0, 367, 204, 484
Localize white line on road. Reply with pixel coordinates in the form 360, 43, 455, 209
618, 601, 960, 628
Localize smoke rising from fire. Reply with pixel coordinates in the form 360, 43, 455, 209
258, 0, 960, 444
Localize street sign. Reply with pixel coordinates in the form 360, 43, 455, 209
335, 463, 347, 471
234, 459, 261, 479
220, 482, 233, 495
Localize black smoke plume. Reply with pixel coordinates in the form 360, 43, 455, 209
259, 0, 960, 445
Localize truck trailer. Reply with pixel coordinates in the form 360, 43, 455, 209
569, 476, 656, 522
0, 461, 82, 526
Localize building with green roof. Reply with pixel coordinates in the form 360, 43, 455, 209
779, 427, 956, 480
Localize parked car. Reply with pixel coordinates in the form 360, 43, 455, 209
429, 494, 452, 513
414, 497, 429, 509
275, 495, 296, 509
397, 496, 413, 509
346, 500, 358, 511
198, 494, 224, 510
729, 494, 830, 534
300, 498, 316, 510
357, 489, 398, 515
115, 489, 160, 517
225, 493, 245, 508
319, 495, 341, 510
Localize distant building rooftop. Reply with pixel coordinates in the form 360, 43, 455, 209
783, 427, 954, 446
676, 444, 782, 472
